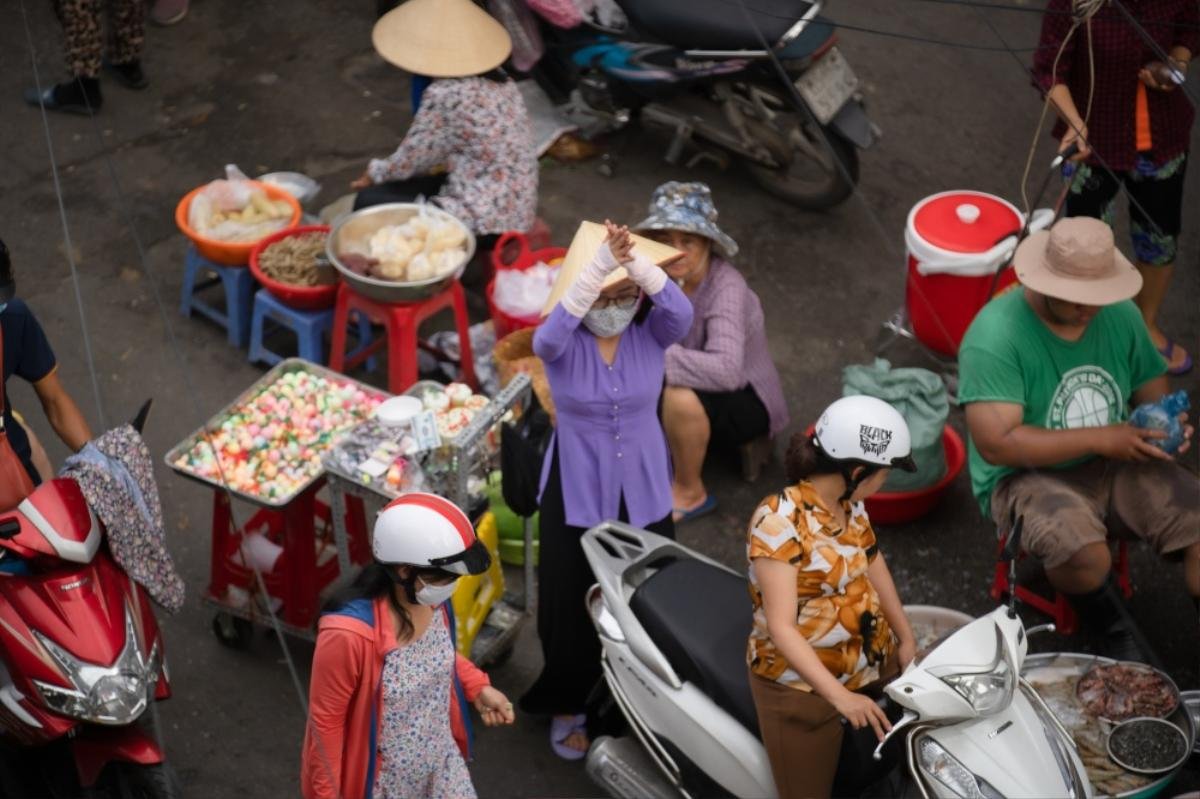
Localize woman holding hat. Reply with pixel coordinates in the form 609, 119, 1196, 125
747, 397, 918, 798
634, 182, 789, 522
301, 493, 515, 799
518, 221, 692, 759
350, 0, 538, 243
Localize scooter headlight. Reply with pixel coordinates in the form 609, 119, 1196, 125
917, 736, 1006, 799
934, 627, 1015, 717
31, 605, 157, 725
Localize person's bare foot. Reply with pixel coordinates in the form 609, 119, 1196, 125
1148, 326, 1192, 372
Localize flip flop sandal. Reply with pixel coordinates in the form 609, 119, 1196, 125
1159, 339, 1194, 376
673, 493, 717, 524
550, 714, 588, 761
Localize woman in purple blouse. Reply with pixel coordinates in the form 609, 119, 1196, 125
518, 222, 692, 759
637, 182, 789, 523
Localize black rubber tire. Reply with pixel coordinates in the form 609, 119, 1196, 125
745, 124, 858, 210
211, 612, 254, 649
113, 762, 182, 799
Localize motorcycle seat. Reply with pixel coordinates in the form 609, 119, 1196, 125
629, 557, 760, 736
619, 0, 815, 51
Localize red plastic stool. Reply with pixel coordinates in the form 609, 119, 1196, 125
989, 535, 1133, 636
327, 280, 477, 395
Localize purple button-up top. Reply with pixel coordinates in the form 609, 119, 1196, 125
533, 281, 693, 528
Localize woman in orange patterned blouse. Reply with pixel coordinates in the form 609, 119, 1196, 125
746, 396, 919, 799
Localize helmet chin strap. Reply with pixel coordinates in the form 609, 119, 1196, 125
838, 464, 879, 503
386, 565, 419, 604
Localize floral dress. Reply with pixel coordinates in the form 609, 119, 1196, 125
374, 618, 476, 799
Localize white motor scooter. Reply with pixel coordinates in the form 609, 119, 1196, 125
580, 517, 1093, 799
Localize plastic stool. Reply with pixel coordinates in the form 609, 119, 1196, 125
328, 281, 477, 395
989, 535, 1132, 636
180, 246, 257, 347
247, 289, 378, 369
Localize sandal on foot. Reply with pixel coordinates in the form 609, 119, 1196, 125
673, 493, 717, 524
550, 714, 588, 761
1158, 339, 1194, 376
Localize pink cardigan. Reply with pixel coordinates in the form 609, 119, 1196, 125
300, 596, 491, 799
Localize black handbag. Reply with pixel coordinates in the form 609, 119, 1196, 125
499, 399, 553, 517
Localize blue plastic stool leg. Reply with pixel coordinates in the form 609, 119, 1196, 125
248, 290, 279, 366
347, 312, 378, 373
222, 267, 256, 348
297, 310, 334, 363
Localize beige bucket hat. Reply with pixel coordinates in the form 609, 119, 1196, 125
1013, 216, 1142, 305
372, 0, 513, 79
541, 221, 684, 317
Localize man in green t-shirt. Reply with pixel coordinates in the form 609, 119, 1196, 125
958, 217, 1198, 663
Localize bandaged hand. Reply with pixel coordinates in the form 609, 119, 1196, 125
561, 222, 629, 318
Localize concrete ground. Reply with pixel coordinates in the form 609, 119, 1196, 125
2, 0, 1197, 796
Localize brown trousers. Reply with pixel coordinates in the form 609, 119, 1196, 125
749, 656, 898, 799
53, 0, 144, 78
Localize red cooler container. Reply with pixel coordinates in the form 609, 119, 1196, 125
904, 190, 1033, 356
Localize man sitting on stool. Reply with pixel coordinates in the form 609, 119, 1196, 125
958, 217, 1198, 662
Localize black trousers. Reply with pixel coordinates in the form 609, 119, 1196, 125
519, 445, 674, 715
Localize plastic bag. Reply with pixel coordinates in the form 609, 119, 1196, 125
187, 164, 293, 243
842, 358, 948, 492
500, 402, 553, 516
525, 0, 583, 29
488, 0, 545, 72
493, 260, 559, 318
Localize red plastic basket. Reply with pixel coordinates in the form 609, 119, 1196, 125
485, 231, 566, 340
249, 225, 338, 310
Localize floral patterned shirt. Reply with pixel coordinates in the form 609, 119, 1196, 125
368, 77, 538, 235
746, 482, 894, 692
374, 617, 476, 799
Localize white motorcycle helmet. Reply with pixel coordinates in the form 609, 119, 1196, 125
812, 395, 917, 498
372, 493, 491, 576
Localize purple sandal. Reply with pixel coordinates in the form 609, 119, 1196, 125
550, 714, 588, 761
1159, 339, 1194, 376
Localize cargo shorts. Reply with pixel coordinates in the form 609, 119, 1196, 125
990, 458, 1200, 569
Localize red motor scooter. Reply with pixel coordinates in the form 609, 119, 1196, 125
0, 402, 179, 798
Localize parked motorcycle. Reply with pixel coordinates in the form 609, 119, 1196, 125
529, 0, 875, 209
579, 518, 1092, 799
0, 402, 179, 798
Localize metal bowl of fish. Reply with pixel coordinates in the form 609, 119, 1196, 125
325, 203, 476, 303
1076, 661, 1180, 722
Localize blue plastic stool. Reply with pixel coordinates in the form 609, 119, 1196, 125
248, 289, 377, 369
179, 247, 257, 347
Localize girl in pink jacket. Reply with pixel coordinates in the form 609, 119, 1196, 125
301, 494, 514, 799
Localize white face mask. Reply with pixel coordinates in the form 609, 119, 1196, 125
415, 578, 458, 606
583, 303, 638, 337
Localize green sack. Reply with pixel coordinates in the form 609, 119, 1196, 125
842, 358, 948, 492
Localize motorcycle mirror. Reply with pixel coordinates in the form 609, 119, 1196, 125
999, 512, 1024, 563
131, 399, 153, 435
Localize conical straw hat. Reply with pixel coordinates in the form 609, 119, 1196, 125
372, 0, 513, 79
541, 221, 684, 317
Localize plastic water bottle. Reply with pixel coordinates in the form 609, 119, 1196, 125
1129, 390, 1191, 454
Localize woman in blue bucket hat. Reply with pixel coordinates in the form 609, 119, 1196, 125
636, 182, 789, 522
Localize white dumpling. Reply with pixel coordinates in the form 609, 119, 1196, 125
406, 253, 435, 281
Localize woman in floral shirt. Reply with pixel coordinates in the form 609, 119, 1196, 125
351, 0, 538, 238
746, 396, 918, 799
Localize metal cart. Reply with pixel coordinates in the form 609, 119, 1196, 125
165, 359, 386, 647
323, 373, 536, 666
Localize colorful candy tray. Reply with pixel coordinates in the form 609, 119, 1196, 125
165, 359, 389, 507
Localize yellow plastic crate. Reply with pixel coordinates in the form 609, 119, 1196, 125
450, 511, 504, 656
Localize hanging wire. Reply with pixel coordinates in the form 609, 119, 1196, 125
17, 4, 108, 433
15, 2, 347, 794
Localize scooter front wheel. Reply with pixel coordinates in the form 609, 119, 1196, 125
111, 761, 182, 799
211, 612, 254, 649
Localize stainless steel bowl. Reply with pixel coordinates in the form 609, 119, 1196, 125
325, 203, 476, 303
